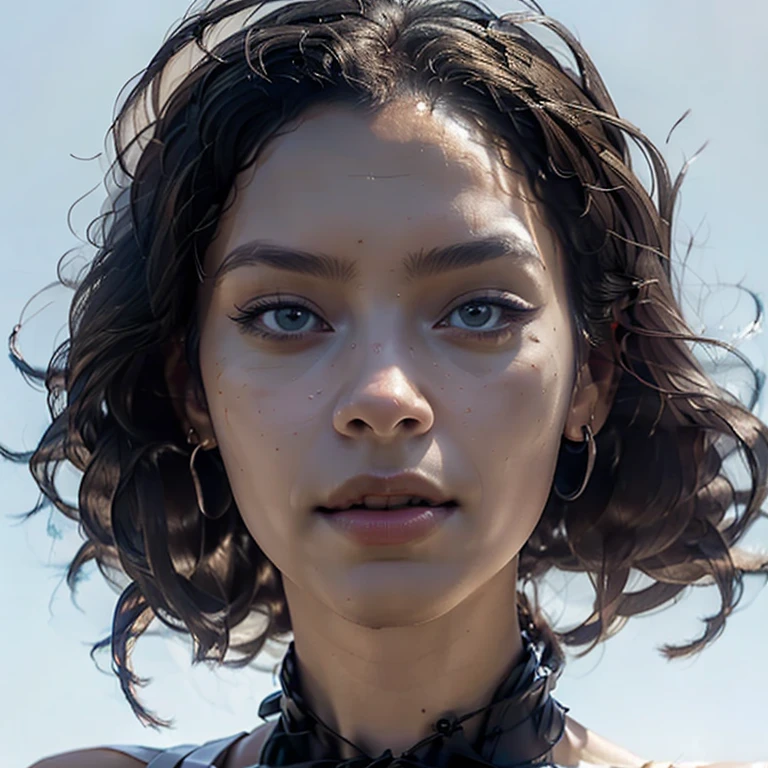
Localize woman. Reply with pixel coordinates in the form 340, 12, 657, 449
17, 0, 768, 766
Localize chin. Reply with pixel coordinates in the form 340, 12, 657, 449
322, 562, 472, 627
336, 599, 455, 629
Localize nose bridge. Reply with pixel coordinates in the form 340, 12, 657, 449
333, 331, 433, 438
348, 298, 414, 382
349, 331, 418, 401
361, 357, 412, 399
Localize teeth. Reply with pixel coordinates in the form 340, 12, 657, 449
357, 495, 432, 509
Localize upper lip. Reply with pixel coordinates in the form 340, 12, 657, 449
317, 473, 457, 511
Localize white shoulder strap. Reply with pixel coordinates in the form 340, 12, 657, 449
105, 732, 249, 768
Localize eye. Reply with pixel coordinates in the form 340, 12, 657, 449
436, 294, 536, 341
228, 296, 329, 341
228, 291, 536, 343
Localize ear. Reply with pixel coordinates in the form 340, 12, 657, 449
563, 328, 621, 441
163, 334, 217, 446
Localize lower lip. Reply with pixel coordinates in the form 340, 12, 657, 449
318, 505, 456, 546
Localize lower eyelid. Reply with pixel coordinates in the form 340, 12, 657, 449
230, 295, 535, 338
437, 299, 534, 325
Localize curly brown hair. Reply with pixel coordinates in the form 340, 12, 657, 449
5, 0, 768, 729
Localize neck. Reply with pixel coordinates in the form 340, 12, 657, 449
283, 559, 525, 760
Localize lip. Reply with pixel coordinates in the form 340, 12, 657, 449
316, 472, 456, 512
319, 504, 456, 546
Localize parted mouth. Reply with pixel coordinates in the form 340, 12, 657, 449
315, 473, 458, 513
318, 496, 460, 513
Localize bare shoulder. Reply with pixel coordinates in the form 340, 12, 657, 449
555, 716, 766, 768
225, 721, 277, 768
555, 714, 649, 768
27, 747, 147, 768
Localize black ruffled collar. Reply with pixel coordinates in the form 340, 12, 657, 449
255, 627, 569, 767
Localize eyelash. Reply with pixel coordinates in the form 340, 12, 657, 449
228, 293, 535, 343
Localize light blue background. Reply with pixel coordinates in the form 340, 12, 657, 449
1, 2, 767, 767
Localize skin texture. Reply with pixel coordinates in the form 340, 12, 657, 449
173, 98, 618, 760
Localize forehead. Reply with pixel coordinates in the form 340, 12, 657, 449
242, 97, 524, 206
205, 98, 564, 284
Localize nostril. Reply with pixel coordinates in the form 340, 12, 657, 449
339, 415, 425, 436
398, 417, 421, 431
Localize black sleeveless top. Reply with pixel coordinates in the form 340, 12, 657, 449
106, 627, 570, 767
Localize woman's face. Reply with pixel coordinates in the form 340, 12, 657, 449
188, 99, 595, 626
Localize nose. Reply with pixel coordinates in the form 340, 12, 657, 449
332, 359, 435, 441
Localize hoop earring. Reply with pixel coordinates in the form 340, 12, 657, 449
187, 427, 228, 519
553, 423, 596, 501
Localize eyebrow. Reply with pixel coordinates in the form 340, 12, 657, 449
211, 234, 544, 287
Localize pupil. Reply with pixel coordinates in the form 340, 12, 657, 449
459, 303, 491, 328
276, 307, 309, 331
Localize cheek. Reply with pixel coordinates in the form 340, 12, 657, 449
450, 325, 573, 532
452, 321, 572, 442
201, 309, 322, 426
197, 326, 321, 521
470, 359, 565, 463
